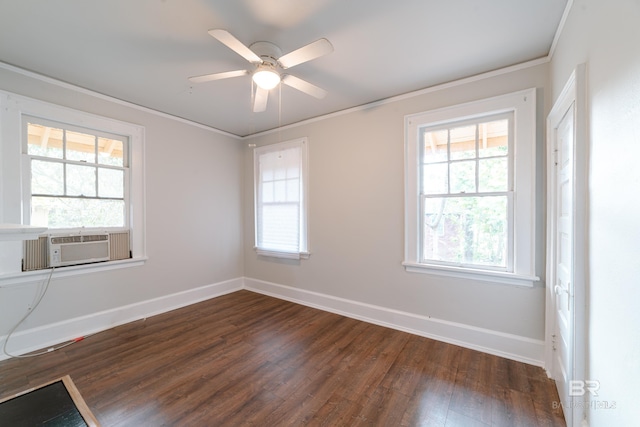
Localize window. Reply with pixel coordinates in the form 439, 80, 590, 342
421, 114, 512, 268
24, 117, 128, 229
404, 89, 538, 286
254, 138, 309, 259
0, 90, 146, 277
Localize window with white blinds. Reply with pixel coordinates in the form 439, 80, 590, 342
254, 138, 309, 259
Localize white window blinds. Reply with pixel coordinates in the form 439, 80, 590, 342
254, 138, 308, 258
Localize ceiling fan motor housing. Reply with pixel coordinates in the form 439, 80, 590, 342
250, 41, 283, 90
249, 41, 283, 69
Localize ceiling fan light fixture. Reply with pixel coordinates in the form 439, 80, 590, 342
253, 65, 280, 90
193, 30, 333, 113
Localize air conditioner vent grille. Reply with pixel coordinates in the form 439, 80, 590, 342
50, 234, 109, 245
51, 236, 82, 245
82, 234, 109, 242
22, 231, 131, 271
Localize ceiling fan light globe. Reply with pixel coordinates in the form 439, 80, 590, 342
253, 69, 280, 90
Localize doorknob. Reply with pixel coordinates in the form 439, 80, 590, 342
555, 282, 571, 311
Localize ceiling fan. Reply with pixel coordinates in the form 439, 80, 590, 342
189, 29, 333, 112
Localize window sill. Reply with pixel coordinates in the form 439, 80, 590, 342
255, 248, 310, 260
402, 262, 539, 287
0, 257, 147, 287
0, 224, 48, 241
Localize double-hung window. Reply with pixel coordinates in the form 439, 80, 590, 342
0, 90, 146, 276
420, 113, 512, 268
25, 117, 128, 229
254, 138, 309, 259
404, 89, 538, 286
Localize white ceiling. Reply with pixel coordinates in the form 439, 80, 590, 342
0, 0, 567, 137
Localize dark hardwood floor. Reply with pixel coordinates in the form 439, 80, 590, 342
0, 290, 565, 426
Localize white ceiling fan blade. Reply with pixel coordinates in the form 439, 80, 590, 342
278, 38, 333, 69
253, 86, 269, 112
188, 69, 248, 83
281, 74, 327, 99
208, 29, 262, 64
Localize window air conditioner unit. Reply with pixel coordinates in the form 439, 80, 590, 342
48, 233, 110, 267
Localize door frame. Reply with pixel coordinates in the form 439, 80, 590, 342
545, 63, 588, 426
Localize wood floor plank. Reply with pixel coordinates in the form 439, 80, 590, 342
445, 409, 491, 427
356, 385, 410, 426
449, 349, 495, 424
400, 362, 457, 426
0, 290, 565, 426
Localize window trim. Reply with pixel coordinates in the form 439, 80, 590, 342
404, 88, 539, 286
253, 137, 309, 260
0, 90, 146, 275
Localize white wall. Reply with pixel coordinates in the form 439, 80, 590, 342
550, 1, 640, 425
243, 62, 550, 363
0, 65, 245, 354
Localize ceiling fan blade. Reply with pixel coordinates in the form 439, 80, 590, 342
253, 86, 269, 112
208, 29, 262, 64
281, 74, 327, 99
278, 38, 333, 69
188, 69, 248, 83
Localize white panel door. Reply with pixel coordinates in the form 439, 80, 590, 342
546, 63, 587, 427
553, 104, 575, 426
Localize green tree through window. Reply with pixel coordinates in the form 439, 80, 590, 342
421, 116, 511, 268
26, 121, 128, 229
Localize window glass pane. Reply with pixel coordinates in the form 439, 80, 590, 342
422, 163, 448, 194
423, 129, 448, 163
31, 160, 64, 195
98, 168, 124, 198
423, 196, 507, 267
31, 196, 125, 228
286, 178, 300, 201
450, 125, 476, 160
274, 165, 286, 180
422, 197, 449, 262
27, 123, 63, 159
66, 164, 96, 197
423, 197, 446, 236
261, 161, 274, 181
66, 130, 96, 162
287, 164, 300, 179
262, 182, 274, 203
450, 160, 476, 193
479, 119, 509, 158
274, 180, 287, 202
98, 137, 124, 166
479, 158, 508, 192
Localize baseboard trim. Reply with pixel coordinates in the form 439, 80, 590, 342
0, 277, 243, 361
244, 277, 545, 366
1, 276, 545, 366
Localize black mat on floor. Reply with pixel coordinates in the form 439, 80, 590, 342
0, 376, 98, 426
